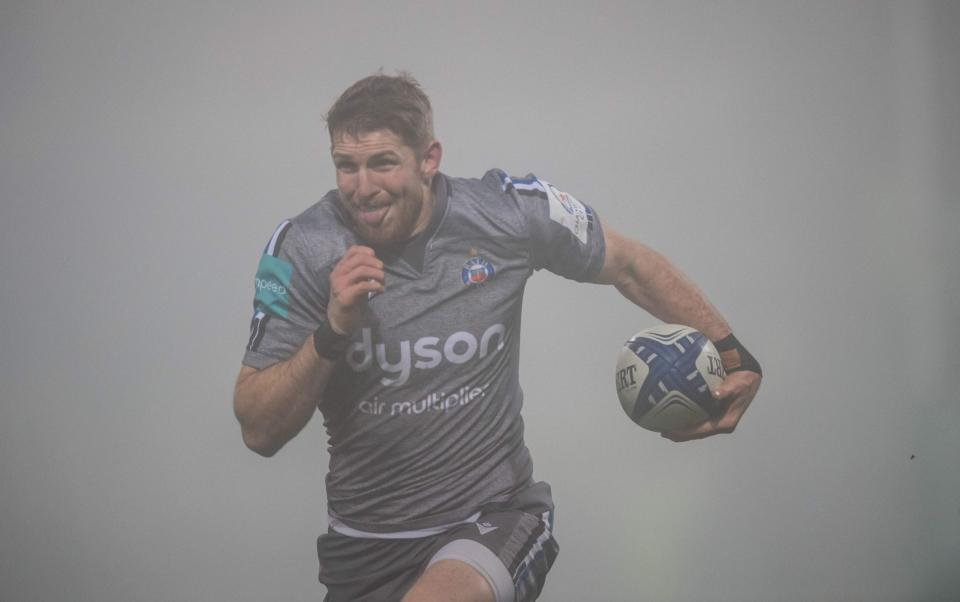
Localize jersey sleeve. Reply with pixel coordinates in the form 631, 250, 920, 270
242, 219, 327, 370
496, 171, 606, 281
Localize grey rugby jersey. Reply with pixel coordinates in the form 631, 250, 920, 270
243, 169, 605, 533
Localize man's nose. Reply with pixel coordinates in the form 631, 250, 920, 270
355, 169, 378, 202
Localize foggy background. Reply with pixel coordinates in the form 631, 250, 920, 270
2, 1, 958, 600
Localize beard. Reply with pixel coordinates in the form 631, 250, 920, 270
337, 186, 427, 246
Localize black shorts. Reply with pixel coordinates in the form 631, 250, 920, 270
317, 482, 559, 602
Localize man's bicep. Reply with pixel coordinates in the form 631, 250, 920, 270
592, 223, 645, 286
236, 364, 259, 386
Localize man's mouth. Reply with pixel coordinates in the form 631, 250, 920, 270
357, 205, 389, 226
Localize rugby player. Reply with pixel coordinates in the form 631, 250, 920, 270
234, 73, 761, 602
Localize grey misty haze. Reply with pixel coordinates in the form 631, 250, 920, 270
1, 1, 958, 601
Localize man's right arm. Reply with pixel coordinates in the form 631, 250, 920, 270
233, 336, 335, 457
233, 245, 385, 457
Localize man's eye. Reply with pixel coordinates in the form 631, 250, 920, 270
371, 160, 396, 171
336, 163, 357, 173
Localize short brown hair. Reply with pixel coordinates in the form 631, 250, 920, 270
325, 72, 434, 154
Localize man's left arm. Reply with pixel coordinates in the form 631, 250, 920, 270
592, 223, 762, 441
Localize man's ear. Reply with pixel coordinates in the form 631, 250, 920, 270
420, 140, 442, 184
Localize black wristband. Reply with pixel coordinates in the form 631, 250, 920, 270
313, 319, 349, 361
713, 333, 762, 376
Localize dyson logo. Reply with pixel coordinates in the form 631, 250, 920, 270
346, 324, 506, 386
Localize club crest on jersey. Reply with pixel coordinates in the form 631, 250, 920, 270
461, 249, 495, 286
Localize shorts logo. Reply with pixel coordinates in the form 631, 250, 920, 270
461, 249, 495, 286
477, 521, 498, 535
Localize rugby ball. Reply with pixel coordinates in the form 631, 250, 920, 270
615, 324, 726, 432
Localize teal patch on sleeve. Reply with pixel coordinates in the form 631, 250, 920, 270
254, 254, 293, 318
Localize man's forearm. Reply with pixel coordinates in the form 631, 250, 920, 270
233, 335, 335, 457
596, 227, 731, 343
234, 245, 385, 457
621, 245, 730, 342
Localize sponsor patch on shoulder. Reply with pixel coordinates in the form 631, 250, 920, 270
254, 254, 293, 318
543, 180, 590, 244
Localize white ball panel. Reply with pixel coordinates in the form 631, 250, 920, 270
694, 338, 726, 393
615, 345, 650, 418
637, 392, 710, 431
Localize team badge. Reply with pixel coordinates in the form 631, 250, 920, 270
461, 249, 495, 285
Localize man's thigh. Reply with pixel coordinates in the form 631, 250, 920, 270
425, 506, 559, 602
401, 558, 494, 602
318, 483, 559, 602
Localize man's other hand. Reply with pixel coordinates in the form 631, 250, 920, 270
661, 370, 762, 442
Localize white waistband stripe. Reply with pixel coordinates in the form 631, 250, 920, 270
328, 512, 482, 540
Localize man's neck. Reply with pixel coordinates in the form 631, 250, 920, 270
374, 174, 448, 272
410, 184, 436, 239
